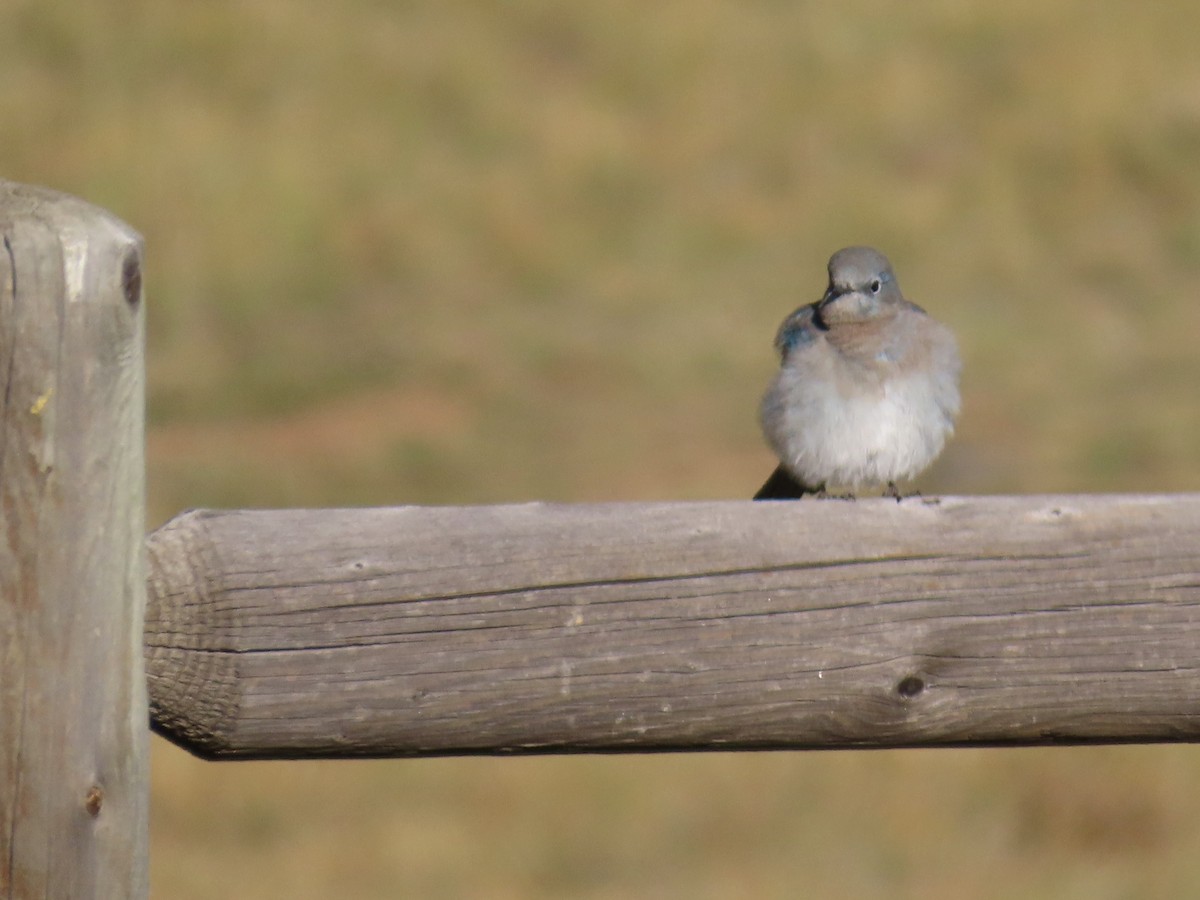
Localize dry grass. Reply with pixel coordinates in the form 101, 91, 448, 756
5, 0, 1200, 895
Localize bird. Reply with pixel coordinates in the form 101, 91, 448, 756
755, 246, 960, 500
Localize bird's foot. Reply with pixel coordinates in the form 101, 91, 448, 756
883, 482, 918, 503
815, 487, 856, 501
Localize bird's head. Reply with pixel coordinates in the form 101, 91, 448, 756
816, 246, 904, 326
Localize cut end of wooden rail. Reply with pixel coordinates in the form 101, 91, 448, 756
146, 511, 243, 757
145, 495, 1200, 760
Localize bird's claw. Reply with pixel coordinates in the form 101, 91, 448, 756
883, 482, 920, 503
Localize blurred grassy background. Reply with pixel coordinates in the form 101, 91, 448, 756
5, 0, 1200, 896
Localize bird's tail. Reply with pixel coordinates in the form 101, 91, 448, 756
753, 465, 818, 500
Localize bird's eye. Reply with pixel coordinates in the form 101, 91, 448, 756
869, 280, 881, 294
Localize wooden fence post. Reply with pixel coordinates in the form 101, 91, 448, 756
0, 182, 148, 897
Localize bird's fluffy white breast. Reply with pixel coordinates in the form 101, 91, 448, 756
761, 363, 957, 489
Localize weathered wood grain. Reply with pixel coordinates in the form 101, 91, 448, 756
0, 182, 148, 896
145, 495, 1200, 759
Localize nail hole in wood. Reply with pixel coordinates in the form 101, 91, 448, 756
121, 252, 141, 308
84, 784, 103, 817
896, 675, 925, 699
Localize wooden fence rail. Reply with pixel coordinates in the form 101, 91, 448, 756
145, 496, 1200, 760
4, 179, 1200, 898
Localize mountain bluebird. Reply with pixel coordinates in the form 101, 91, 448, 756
755, 246, 961, 500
